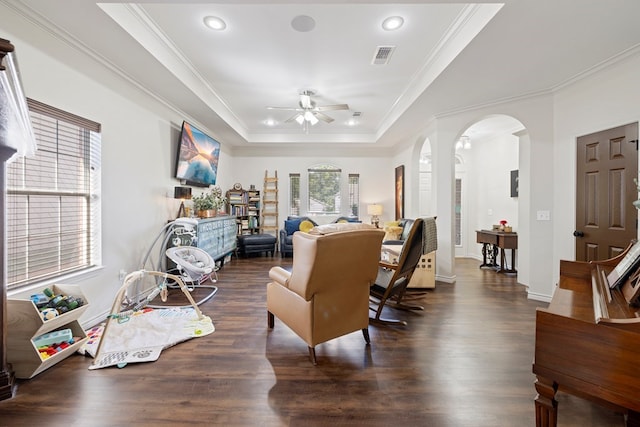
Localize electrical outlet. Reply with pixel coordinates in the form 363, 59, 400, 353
119, 269, 127, 281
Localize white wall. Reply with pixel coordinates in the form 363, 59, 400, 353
417, 95, 555, 295
225, 155, 393, 225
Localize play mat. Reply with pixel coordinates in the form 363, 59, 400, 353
83, 270, 215, 370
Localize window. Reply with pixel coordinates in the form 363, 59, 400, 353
289, 173, 300, 216
455, 178, 462, 246
6, 99, 101, 289
308, 165, 341, 214
348, 173, 359, 217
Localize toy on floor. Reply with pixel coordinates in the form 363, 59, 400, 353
89, 270, 214, 370
33, 328, 78, 360
32, 287, 85, 321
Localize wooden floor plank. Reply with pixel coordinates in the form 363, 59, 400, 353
0, 257, 625, 426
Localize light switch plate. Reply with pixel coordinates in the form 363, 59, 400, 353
536, 210, 551, 221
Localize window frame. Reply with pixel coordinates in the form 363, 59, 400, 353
307, 165, 342, 215
6, 99, 102, 290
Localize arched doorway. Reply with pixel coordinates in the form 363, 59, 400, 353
454, 115, 525, 261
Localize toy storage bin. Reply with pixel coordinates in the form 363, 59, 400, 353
7, 284, 89, 379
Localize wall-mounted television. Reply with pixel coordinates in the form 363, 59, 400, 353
175, 120, 220, 187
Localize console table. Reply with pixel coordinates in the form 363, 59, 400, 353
476, 230, 517, 274
171, 216, 237, 264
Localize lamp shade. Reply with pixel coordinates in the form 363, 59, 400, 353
174, 186, 192, 200
367, 204, 383, 216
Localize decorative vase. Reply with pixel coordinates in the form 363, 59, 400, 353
198, 209, 217, 218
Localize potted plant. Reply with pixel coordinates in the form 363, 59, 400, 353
192, 186, 227, 218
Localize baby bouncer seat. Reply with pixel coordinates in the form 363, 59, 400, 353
140, 217, 219, 307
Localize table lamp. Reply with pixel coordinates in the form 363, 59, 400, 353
367, 204, 383, 228
174, 186, 192, 218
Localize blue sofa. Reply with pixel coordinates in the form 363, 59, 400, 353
279, 216, 318, 257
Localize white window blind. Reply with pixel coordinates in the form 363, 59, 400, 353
6, 99, 101, 289
289, 173, 300, 216
348, 173, 359, 217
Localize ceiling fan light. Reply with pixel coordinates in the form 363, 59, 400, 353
308, 114, 319, 125
303, 111, 314, 121
203, 16, 227, 31
295, 114, 305, 125
382, 16, 404, 31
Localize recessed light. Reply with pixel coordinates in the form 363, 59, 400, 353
347, 119, 358, 126
264, 119, 276, 126
382, 16, 404, 31
203, 16, 226, 31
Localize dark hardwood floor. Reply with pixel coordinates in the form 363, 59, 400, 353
0, 257, 626, 426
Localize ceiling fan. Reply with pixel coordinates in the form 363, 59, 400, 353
267, 90, 349, 131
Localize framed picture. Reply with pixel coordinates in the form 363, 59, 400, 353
607, 240, 640, 289
395, 165, 404, 220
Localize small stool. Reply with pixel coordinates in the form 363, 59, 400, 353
237, 234, 277, 257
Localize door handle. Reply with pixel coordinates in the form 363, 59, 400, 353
573, 230, 584, 237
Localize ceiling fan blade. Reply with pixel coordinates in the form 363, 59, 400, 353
285, 113, 302, 123
266, 106, 301, 111
316, 104, 349, 111
314, 112, 334, 123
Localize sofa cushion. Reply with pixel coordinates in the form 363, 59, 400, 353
308, 222, 376, 235
284, 218, 302, 235
383, 226, 403, 241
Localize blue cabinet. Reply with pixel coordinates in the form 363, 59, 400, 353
196, 216, 237, 261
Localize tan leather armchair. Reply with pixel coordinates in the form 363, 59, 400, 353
267, 225, 384, 364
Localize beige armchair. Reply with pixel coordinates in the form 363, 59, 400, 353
267, 225, 384, 364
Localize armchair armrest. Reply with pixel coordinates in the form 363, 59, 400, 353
381, 240, 404, 245
379, 260, 398, 270
269, 266, 291, 287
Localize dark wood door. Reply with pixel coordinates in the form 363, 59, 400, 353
575, 122, 638, 261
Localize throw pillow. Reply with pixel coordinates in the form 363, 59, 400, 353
383, 226, 404, 241
308, 223, 376, 235
299, 219, 315, 233
284, 219, 302, 235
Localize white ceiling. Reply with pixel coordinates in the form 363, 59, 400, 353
7, 1, 640, 151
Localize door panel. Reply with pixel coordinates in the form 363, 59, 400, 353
575, 123, 638, 261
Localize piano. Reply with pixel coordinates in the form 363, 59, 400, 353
533, 248, 640, 426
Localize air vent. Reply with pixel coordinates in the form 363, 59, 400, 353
372, 46, 395, 65
352, 112, 362, 117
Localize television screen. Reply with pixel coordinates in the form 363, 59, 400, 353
175, 121, 220, 187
